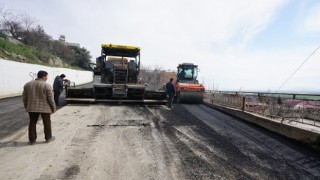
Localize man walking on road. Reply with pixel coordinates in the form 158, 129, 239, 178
166, 78, 176, 109
23, 70, 56, 145
53, 74, 66, 106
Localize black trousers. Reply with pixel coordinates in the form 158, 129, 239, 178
28, 112, 52, 142
168, 93, 174, 108
54, 90, 61, 105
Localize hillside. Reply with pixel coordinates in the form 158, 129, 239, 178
0, 35, 82, 69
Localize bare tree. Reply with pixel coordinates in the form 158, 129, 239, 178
4, 21, 23, 39
19, 12, 36, 31
0, 7, 24, 39
22, 25, 51, 51
0, 4, 8, 26
139, 64, 166, 85
0, 7, 36, 39
153, 64, 164, 71
140, 64, 153, 71
0, 5, 93, 69
0, 5, 4, 25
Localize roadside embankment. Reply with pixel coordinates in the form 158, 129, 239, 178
204, 102, 320, 151
0, 59, 93, 98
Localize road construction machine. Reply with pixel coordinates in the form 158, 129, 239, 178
175, 63, 205, 103
65, 44, 167, 104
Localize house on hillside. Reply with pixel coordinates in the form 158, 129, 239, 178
58, 35, 80, 48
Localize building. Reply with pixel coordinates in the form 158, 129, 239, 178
59, 35, 80, 48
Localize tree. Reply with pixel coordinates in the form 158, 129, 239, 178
0, 5, 4, 25
2, 17, 23, 39
49, 40, 75, 64
19, 12, 36, 31
22, 25, 51, 51
0, 7, 24, 39
72, 47, 92, 69
0, 5, 93, 69
0, 7, 36, 39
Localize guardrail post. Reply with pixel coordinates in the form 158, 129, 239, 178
211, 93, 214, 104
241, 97, 246, 111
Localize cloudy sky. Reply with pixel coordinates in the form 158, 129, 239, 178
2, 0, 320, 92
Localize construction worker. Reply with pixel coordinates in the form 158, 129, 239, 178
166, 78, 176, 109
53, 74, 66, 106
178, 69, 186, 81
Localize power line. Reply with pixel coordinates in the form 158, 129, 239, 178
275, 46, 320, 93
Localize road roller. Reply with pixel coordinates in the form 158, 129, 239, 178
175, 63, 205, 103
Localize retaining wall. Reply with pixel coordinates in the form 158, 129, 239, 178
0, 59, 93, 98
204, 102, 320, 151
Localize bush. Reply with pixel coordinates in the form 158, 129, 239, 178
0, 32, 7, 39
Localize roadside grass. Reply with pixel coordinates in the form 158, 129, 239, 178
0, 37, 84, 71
0, 37, 49, 64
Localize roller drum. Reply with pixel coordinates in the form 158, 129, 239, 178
177, 91, 203, 104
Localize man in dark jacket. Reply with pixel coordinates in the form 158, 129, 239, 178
166, 78, 176, 108
53, 74, 66, 106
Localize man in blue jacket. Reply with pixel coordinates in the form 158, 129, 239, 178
53, 74, 66, 106
166, 78, 176, 109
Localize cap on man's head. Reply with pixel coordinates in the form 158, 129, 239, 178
60, 74, 66, 78
170, 78, 174, 81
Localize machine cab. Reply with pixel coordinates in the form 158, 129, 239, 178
177, 63, 199, 84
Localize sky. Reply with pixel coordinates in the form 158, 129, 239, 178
2, 0, 320, 92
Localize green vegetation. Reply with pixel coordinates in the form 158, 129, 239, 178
0, 6, 92, 69
260, 93, 320, 101
0, 37, 51, 65
0, 37, 88, 70
295, 95, 320, 101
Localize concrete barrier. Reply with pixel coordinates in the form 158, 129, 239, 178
0, 59, 93, 98
203, 102, 320, 151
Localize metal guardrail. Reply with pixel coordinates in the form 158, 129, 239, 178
205, 91, 320, 127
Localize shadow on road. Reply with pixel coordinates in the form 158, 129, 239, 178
0, 141, 48, 148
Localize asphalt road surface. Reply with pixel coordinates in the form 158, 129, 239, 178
0, 93, 66, 139
0, 98, 320, 179
0, 96, 29, 139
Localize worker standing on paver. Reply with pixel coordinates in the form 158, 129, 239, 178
53, 74, 66, 106
166, 78, 176, 109
22, 70, 56, 145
